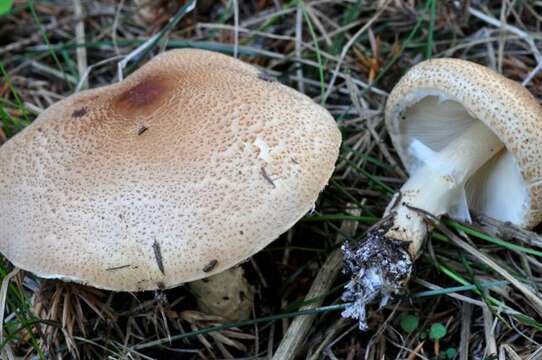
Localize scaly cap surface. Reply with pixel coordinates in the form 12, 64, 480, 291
0, 49, 341, 291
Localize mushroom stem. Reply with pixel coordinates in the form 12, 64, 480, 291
387, 120, 505, 256
341, 120, 504, 329
188, 267, 253, 322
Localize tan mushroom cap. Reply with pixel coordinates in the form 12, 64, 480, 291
386, 58, 542, 228
0, 49, 341, 291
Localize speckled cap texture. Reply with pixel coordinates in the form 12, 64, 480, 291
386, 58, 542, 228
0, 49, 341, 291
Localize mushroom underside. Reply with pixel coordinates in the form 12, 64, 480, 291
397, 94, 529, 225
342, 91, 529, 329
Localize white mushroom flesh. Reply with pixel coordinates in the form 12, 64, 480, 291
399, 95, 529, 228
387, 101, 505, 255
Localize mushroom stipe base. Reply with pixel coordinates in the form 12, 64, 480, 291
341, 216, 414, 330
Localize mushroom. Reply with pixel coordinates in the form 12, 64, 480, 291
189, 266, 253, 322
0, 49, 341, 313
341, 58, 542, 328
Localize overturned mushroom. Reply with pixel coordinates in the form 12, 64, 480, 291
342, 58, 542, 328
0, 49, 341, 305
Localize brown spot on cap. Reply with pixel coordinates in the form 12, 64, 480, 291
112, 76, 173, 116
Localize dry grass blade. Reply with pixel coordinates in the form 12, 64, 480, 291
322, 1, 391, 103
430, 217, 542, 318
178, 310, 253, 352
500, 344, 523, 360
273, 206, 361, 359
0, 268, 19, 360
526, 346, 542, 360
482, 294, 497, 357
474, 214, 542, 248
459, 302, 472, 360
307, 317, 350, 360
72, 0, 88, 90
414, 279, 488, 308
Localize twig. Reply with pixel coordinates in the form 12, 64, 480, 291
482, 292, 497, 357
497, 1, 507, 73
116, 0, 196, 81
427, 214, 542, 318
76, 55, 125, 92
345, 77, 406, 179
232, 0, 239, 58
73, 0, 88, 90
526, 346, 542, 360
322, 1, 390, 104
307, 318, 350, 360
0, 268, 20, 360
280, 231, 294, 336
294, 4, 304, 93
414, 279, 487, 308
272, 207, 361, 360
364, 302, 401, 360
459, 302, 472, 360
501, 344, 525, 360
473, 214, 542, 249
323, 323, 358, 359
0, 12, 114, 56
112, 0, 126, 57
483, 28, 497, 70
467, 6, 542, 85
31, 61, 77, 84
304, 5, 332, 47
